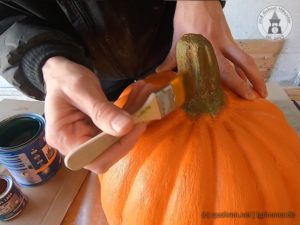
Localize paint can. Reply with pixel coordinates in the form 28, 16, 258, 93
0, 113, 61, 186
0, 175, 27, 221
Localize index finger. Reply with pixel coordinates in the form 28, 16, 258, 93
224, 44, 267, 97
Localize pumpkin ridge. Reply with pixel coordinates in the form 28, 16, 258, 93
158, 121, 203, 225
100, 34, 300, 225
232, 108, 300, 166
100, 118, 183, 225
205, 122, 219, 225
161, 122, 218, 225
211, 121, 260, 219
121, 115, 190, 224
102, 144, 154, 225
124, 131, 180, 220
227, 94, 287, 121
234, 108, 300, 161
156, 120, 197, 225
222, 120, 267, 212
226, 114, 298, 213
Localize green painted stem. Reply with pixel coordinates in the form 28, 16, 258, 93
176, 34, 225, 116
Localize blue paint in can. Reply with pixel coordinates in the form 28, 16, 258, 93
0, 113, 61, 186
0, 175, 27, 221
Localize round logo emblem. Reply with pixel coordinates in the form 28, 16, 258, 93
257, 6, 293, 40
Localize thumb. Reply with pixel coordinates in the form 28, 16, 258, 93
88, 100, 134, 136
156, 45, 177, 73
69, 82, 134, 137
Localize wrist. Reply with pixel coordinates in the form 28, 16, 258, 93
176, 0, 221, 10
174, 0, 225, 40
176, 0, 222, 20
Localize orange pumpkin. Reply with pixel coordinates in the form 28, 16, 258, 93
99, 34, 300, 225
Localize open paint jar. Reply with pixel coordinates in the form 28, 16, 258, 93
0, 113, 61, 186
0, 175, 27, 221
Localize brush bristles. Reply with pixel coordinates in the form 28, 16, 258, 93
170, 73, 186, 107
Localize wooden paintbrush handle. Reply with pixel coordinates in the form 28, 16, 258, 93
64, 132, 120, 171
64, 93, 163, 171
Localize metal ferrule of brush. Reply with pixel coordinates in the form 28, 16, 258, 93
155, 85, 176, 117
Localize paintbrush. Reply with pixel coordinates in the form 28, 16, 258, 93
64, 73, 187, 171
64, 33, 225, 171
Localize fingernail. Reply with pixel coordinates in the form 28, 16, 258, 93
261, 89, 268, 98
156, 64, 167, 73
112, 113, 132, 132
155, 66, 162, 73
246, 91, 256, 100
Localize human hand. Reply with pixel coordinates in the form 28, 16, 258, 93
42, 57, 152, 173
157, 1, 267, 99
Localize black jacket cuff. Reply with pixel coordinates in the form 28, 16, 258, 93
21, 41, 92, 93
220, 0, 226, 8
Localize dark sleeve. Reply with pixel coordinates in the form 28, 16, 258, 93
0, 3, 91, 100
220, 0, 226, 8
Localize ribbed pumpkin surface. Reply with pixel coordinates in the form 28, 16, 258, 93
99, 72, 300, 225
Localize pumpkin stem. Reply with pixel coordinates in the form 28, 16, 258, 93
176, 34, 225, 116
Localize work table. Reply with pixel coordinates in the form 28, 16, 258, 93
61, 85, 300, 225
0, 39, 299, 225
61, 39, 300, 225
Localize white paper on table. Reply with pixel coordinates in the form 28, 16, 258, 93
0, 165, 87, 225
0, 99, 44, 120
0, 99, 88, 225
